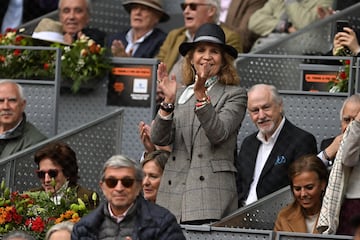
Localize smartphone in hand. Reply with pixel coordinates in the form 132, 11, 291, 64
336, 20, 351, 33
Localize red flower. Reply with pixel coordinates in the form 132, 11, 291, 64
15, 35, 23, 44
339, 71, 347, 80
345, 60, 351, 65
26, 216, 45, 233
0, 55, 5, 63
13, 49, 21, 56
5, 28, 15, 33
44, 63, 50, 70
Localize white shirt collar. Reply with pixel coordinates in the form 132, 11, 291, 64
125, 28, 154, 56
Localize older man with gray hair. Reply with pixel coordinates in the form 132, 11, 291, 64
58, 0, 105, 45
72, 155, 185, 240
236, 84, 317, 207
318, 94, 360, 167
0, 80, 46, 158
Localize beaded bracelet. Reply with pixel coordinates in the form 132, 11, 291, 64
160, 101, 175, 113
195, 95, 210, 108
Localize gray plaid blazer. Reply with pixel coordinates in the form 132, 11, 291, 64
151, 82, 247, 223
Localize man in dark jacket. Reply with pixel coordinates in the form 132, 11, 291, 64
59, 0, 106, 45
318, 94, 360, 167
0, 80, 47, 158
72, 154, 186, 240
108, 0, 169, 58
236, 84, 317, 207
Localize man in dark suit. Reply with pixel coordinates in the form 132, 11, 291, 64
236, 84, 317, 207
59, 0, 105, 45
108, 0, 169, 58
318, 94, 360, 166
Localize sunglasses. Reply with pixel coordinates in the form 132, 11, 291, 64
103, 177, 135, 188
36, 169, 59, 179
180, 3, 209, 11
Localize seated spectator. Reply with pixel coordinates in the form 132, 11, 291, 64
157, 0, 242, 85
32, 142, 99, 209
274, 154, 328, 233
59, 0, 106, 45
332, 23, 360, 57
151, 23, 247, 224
318, 94, 360, 167
222, 0, 267, 53
45, 221, 74, 240
335, 111, 360, 235
317, 111, 360, 235
141, 149, 169, 203
236, 84, 317, 207
3, 231, 35, 240
109, 0, 169, 58
71, 155, 186, 239
248, 0, 333, 52
0, 80, 47, 158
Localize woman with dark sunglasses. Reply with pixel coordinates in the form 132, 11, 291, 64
31, 142, 99, 209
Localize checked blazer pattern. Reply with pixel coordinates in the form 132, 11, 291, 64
236, 119, 318, 207
151, 82, 247, 223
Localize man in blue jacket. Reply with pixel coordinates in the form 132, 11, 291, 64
72, 154, 185, 240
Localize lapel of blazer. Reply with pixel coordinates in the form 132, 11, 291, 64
176, 87, 196, 155
259, 118, 291, 179
191, 82, 224, 143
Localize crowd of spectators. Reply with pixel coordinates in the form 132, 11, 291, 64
2, 0, 360, 239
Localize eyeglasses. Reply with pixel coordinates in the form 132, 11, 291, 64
103, 177, 135, 188
180, 3, 210, 11
36, 169, 59, 179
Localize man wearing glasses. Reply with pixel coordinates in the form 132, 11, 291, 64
318, 94, 360, 167
72, 155, 185, 240
156, 0, 242, 85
